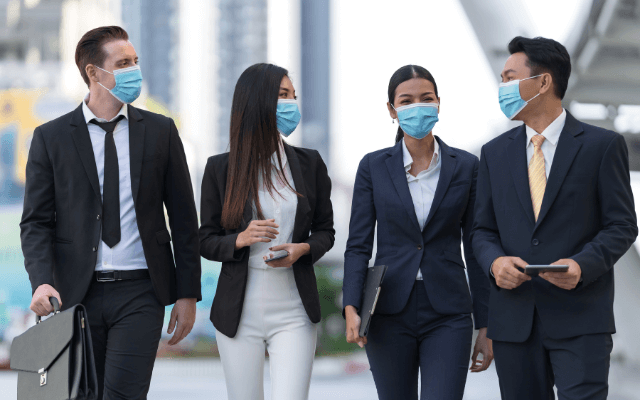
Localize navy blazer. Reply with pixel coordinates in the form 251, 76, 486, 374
343, 137, 489, 328
472, 112, 638, 342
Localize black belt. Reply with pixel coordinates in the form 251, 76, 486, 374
94, 269, 150, 282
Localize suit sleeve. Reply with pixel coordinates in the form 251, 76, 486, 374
342, 154, 376, 313
462, 157, 489, 329
20, 127, 56, 294
471, 145, 506, 285
299, 151, 335, 265
199, 158, 249, 263
571, 134, 638, 285
163, 119, 202, 301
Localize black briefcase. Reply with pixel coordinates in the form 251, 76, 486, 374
10, 297, 98, 400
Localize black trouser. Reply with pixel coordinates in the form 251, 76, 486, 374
365, 282, 474, 400
82, 277, 165, 400
493, 309, 613, 400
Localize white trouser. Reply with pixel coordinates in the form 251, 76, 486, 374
216, 264, 317, 400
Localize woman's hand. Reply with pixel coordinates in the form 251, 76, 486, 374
263, 243, 311, 268
235, 219, 279, 250
345, 305, 367, 348
470, 327, 494, 372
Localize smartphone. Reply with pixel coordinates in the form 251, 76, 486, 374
265, 252, 288, 263
525, 265, 569, 276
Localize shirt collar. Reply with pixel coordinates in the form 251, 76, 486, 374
525, 108, 566, 147
402, 136, 440, 172
82, 93, 128, 125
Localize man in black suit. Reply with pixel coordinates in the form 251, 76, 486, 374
472, 36, 637, 400
20, 26, 201, 399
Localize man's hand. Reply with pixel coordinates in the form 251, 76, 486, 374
491, 256, 532, 289
263, 243, 310, 268
540, 259, 582, 290
345, 305, 367, 348
167, 298, 197, 345
235, 219, 279, 250
470, 327, 493, 372
30, 284, 62, 316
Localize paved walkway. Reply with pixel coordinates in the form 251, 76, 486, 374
2, 357, 639, 399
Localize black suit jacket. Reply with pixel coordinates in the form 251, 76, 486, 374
20, 104, 201, 309
343, 137, 489, 328
472, 112, 638, 342
199, 143, 335, 338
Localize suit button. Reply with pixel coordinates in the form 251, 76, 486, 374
97, 214, 101, 220
92, 247, 97, 252
417, 245, 422, 250
532, 239, 539, 246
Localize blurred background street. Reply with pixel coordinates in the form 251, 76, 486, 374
1, 0, 640, 398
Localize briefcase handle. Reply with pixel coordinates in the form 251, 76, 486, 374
35, 297, 61, 324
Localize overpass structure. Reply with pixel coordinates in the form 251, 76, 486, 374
460, 0, 640, 364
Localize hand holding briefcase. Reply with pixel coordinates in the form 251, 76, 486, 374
10, 297, 98, 400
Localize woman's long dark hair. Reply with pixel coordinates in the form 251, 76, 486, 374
221, 63, 298, 230
388, 65, 439, 143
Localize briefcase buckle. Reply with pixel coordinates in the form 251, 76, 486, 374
96, 271, 116, 282
38, 369, 47, 386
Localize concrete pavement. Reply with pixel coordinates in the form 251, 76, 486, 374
2, 356, 639, 399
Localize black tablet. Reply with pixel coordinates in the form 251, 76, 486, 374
525, 265, 569, 276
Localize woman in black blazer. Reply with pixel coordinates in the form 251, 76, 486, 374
199, 63, 334, 400
343, 65, 493, 400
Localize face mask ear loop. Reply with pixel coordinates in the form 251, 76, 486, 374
390, 103, 399, 124
520, 74, 542, 83
524, 92, 541, 104
95, 66, 114, 75
96, 81, 125, 104
95, 65, 116, 93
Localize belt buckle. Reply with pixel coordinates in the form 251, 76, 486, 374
97, 270, 116, 282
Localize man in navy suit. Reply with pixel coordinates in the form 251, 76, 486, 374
472, 36, 637, 400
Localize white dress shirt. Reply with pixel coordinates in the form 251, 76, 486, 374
525, 109, 567, 179
248, 141, 298, 268
402, 137, 441, 280
82, 94, 148, 271
490, 109, 568, 277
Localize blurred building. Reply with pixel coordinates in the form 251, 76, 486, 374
300, 0, 330, 164
121, 0, 180, 112
215, 0, 268, 154
0, 0, 66, 204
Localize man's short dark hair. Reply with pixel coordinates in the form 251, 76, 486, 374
508, 36, 571, 100
75, 26, 129, 88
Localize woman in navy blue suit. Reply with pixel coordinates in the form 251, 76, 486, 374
342, 65, 492, 400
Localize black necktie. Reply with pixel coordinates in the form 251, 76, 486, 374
90, 115, 125, 248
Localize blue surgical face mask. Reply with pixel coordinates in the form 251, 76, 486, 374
276, 99, 301, 137
97, 65, 143, 104
392, 102, 439, 140
498, 74, 542, 119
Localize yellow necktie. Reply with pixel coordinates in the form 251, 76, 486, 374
529, 134, 546, 221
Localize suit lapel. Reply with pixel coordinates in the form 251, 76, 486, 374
127, 105, 146, 204
284, 143, 311, 241
507, 125, 536, 225
69, 104, 102, 203
534, 113, 584, 228
423, 136, 456, 231
385, 141, 421, 233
